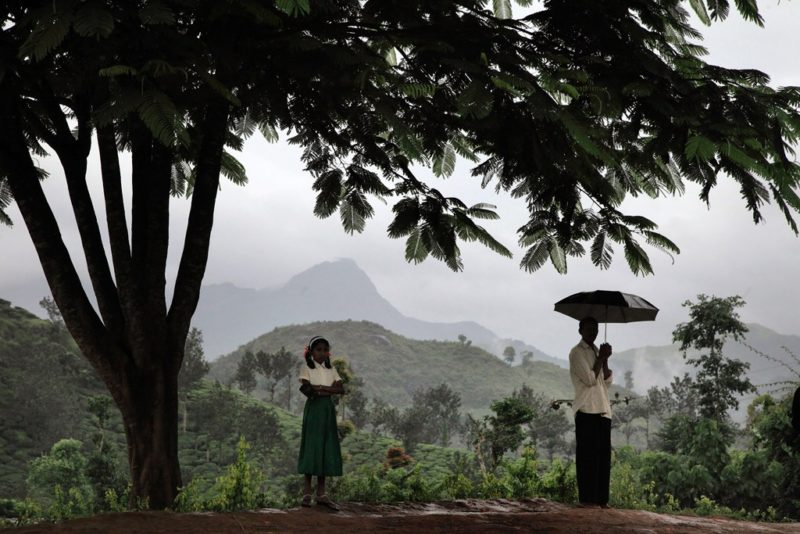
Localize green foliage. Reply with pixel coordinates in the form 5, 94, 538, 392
486, 396, 534, 467
209, 437, 266, 512
537, 459, 578, 504
180, 328, 210, 393
673, 295, 756, 420
26, 439, 94, 518
512, 385, 572, 458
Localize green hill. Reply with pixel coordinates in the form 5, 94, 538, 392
0, 300, 467, 504
209, 320, 595, 410
0, 299, 103, 497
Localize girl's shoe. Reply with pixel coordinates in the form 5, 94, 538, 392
300, 494, 313, 507
315, 494, 340, 511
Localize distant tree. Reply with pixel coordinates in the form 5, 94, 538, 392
377, 384, 462, 450
486, 396, 534, 468
332, 357, 355, 420
179, 328, 210, 432
192, 383, 240, 463
520, 350, 534, 366
234, 403, 284, 461
513, 385, 570, 458
643, 385, 673, 446
624, 370, 634, 390
39, 296, 65, 331
252, 350, 277, 402
612, 401, 647, 446
413, 383, 463, 447
393, 404, 439, 452
503, 346, 516, 365
457, 334, 468, 345
234, 351, 258, 395
673, 295, 756, 422
270, 347, 298, 412
85, 395, 127, 507
369, 398, 400, 436
348, 388, 370, 430
668, 373, 700, 417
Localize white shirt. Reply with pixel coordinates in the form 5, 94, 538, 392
298, 363, 342, 387
569, 340, 613, 419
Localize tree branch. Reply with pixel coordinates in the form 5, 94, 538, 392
97, 124, 139, 347
168, 103, 230, 352
0, 89, 124, 384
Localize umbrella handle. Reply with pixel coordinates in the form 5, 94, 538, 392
604, 305, 608, 343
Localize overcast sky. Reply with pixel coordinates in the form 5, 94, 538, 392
1, 3, 799, 359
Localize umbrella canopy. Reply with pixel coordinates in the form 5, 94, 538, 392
554, 290, 658, 323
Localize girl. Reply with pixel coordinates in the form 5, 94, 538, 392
297, 336, 344, 510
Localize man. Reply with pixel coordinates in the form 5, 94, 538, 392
792, 385, 800, 437
569, 316, 613, 508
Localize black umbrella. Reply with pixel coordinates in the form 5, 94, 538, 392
554, 290, 658, 341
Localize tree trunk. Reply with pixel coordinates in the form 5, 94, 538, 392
182, 399, 188, 434
118, 362, 182, 510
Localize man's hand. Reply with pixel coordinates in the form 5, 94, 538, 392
599, 343, 612, 360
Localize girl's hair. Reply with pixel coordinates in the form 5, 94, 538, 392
305, 336, 332, 369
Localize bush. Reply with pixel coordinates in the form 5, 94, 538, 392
609, 461, 656, 510
537, 459, 577, 504
338, 420, 356, 440
28, 439, 94, 506
48, 485, 93, 521
209, 436, 267, 511
503, 447, 540, 499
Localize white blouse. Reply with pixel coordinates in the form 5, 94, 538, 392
298, 363, 342, 387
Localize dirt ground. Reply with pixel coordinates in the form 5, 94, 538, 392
7, 498, 800, 533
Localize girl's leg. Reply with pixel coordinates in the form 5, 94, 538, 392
316, 475, 326, 496
304, 474, 313, 495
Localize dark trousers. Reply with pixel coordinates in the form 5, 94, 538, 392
575, 411, 611, 505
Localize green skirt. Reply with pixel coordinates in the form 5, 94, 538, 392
297, 396, 342, 476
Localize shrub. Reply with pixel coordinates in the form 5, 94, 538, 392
209, 436, 267, 511
538, 459, 577, 504
384, 446, 413, 470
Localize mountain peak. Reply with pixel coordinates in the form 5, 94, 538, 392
284, 259, 378, 294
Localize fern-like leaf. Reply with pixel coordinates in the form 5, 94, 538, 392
432, 142, 456, 178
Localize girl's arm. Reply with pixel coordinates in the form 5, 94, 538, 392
314, 381, 345, 395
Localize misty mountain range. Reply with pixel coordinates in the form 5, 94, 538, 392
191, 258, 799, 405
192, 258, 557, 365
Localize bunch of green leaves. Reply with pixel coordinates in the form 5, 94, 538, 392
4, 0, 799, 278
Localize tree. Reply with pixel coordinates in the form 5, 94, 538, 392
270, 348, 298, 412
85, 395, 127, 508
486, 396, 534, 468
503, 346, 516, 365
234, 351, 258, 395
624, 370, 634, 391
39, 296, 65, 331
331, 357, 354, 420
348, 387, 370, 430
520, 350, 534, 366
613, 402, 647, 446
413, 383, 463, 447
369, 398, 400, 436
252, 351, 277, 402
179, 328, 210, 432
3, 0, 799, 508
673, 295, 756, 421
513, 385, 570, 458
27, 439, 94, 510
